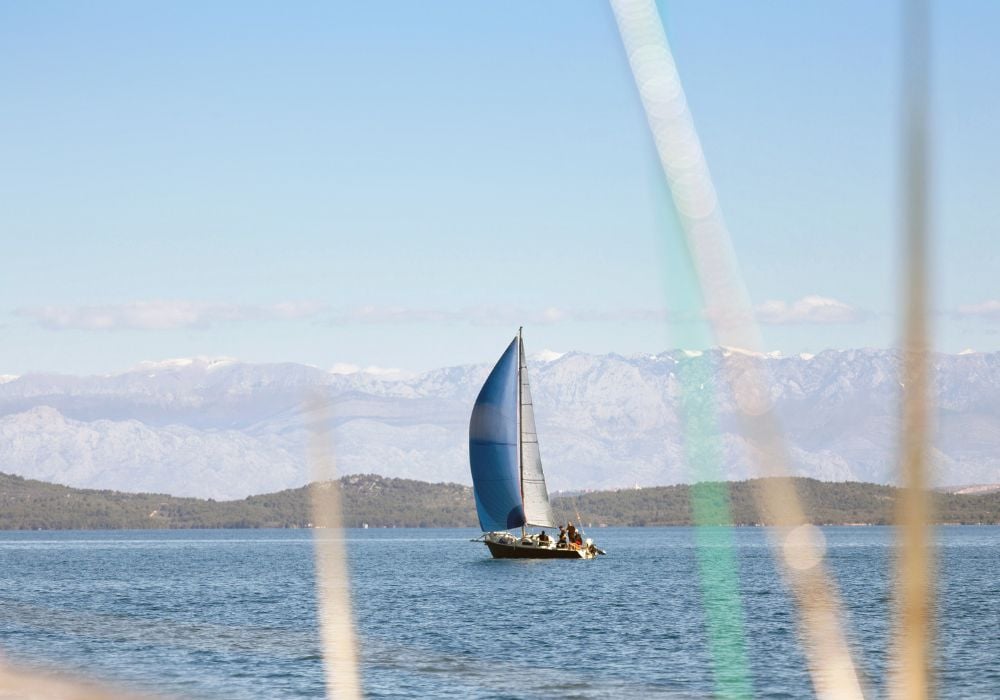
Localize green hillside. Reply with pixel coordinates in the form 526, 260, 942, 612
0, 473, 474, 529
0, 472, 997, 530
559, 478, 1000, 527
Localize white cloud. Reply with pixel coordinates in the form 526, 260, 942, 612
320, 299, 864, 329
754, 296, 863, 325
17, 300, 326, 331
330, 305, 576, 326
335, 306, 454, 324
37, 298, 988, 332
328, 305, 684, 327
264, 301, 328, 319
956, 300, 1000, 320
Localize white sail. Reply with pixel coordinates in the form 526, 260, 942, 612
519, 337, 557, 527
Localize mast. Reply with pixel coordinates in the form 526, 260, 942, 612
517, 326, 525, 539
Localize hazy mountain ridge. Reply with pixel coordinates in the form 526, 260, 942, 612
0, 349, 998, 499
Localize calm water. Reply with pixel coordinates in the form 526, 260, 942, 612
0, 527, 997, 699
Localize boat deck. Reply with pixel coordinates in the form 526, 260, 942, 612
483, 532, 600, 559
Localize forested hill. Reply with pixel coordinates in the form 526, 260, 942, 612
0, 472, 998, 530
0, 473, 473, 530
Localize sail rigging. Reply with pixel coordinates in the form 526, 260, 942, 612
518, 335, 557, 527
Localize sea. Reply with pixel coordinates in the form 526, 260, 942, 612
0, 526, 997, 699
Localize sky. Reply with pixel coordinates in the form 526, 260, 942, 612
1, 1, 998, 376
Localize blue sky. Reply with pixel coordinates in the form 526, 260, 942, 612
2, 1, 998, 375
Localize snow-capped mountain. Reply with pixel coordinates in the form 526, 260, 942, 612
0, 349, 997, 499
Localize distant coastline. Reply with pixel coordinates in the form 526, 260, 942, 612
1, 472, 998, 530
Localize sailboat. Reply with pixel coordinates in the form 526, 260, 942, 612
469, 329, 602, 559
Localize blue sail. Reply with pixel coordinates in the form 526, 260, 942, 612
469, 337, 525, 531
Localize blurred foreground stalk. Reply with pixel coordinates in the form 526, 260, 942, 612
892, 0, 935, 697
609, 0, 865, 696
307, 395, 362, 700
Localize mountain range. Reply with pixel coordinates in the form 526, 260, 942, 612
1, 349, 998, 499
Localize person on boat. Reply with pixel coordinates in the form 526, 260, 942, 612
573, 531, 584, 547
557, 526, 567, 547
538, 530, 550, 544
567, 522, 577, 542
